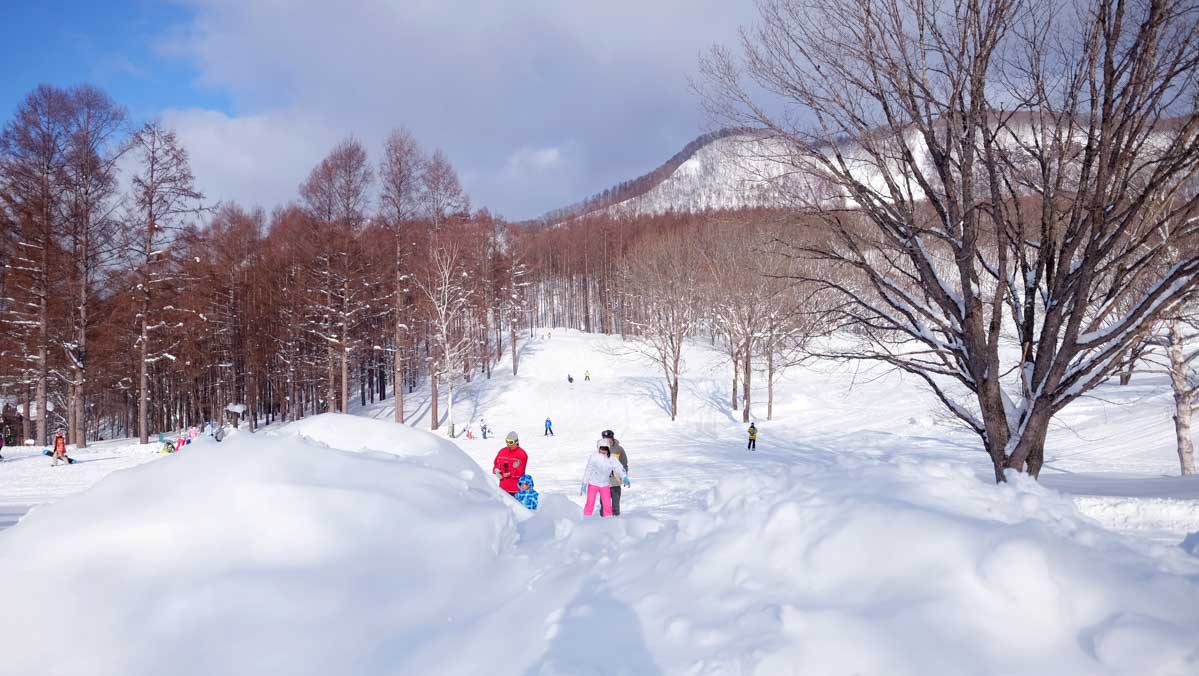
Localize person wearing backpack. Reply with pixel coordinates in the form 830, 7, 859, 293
602, 429, 630, 515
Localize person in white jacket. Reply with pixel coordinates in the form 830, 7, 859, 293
581, 438, 627, 517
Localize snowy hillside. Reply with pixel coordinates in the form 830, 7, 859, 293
587, 132, 799, 217
2, 330, 1199, 675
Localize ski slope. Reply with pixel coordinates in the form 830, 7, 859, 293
2, 330, 1198, 675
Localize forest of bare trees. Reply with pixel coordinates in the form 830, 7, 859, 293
0, 81, 811, 449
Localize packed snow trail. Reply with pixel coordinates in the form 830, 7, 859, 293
362, 330, 1198, 538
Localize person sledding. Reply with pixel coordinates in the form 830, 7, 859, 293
514, 474, 539, 510
580, 437, 626, 517
50, 430, 75, 466
492, 431, 528, 499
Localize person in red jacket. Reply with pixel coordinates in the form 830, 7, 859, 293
493, 431, 528, 498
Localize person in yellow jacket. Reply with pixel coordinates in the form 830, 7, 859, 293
747, 423, 757, 450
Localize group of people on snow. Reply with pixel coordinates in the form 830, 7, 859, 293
491, 428, 630, 518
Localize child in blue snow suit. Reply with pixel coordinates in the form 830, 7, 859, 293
514, 474, 539, 510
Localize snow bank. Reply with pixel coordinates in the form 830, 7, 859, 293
0, 414, 527, 676
566, 457, 1199, 675
1073, 495, 1199, 538
2, 414, 1198, 675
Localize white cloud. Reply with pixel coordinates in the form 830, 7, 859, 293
157, 0, 759, 219
161, 107, 343, 213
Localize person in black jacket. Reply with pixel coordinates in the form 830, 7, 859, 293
602, 429, 630, 515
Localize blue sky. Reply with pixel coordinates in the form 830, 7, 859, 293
1, 1, 756, 220
0, 2, 230, 120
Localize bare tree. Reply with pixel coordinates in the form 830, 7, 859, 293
703, 0, 1199, 480
128, 120, 204, 444
379, 128, 426, 423
415, 244, 475, 435
60, 85, 127, 446
422, 149, 469, 229
1144, 315, 1199, 475
0, 85, 71, 446
300, 137, 374, 414
621, 231, 702, 420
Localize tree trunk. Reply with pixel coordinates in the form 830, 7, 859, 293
448, 380, 456, 438
430, 366, 440, 430
742, 338, 752, 423
670, 374, 679, 421
730, 352, 739, 410
511, 321, 518, 376
341, 345, 350, 414
394, 262, 406, 423
326, 343, 337, 413
1002, 409, 1052, 481
767, 343, 775, 421
1167, 321, 1198, 475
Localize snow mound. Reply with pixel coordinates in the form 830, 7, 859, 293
0, 414, 525, 676
570, 457, 1199, 675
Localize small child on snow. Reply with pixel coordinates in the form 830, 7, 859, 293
514, 474, 539, 510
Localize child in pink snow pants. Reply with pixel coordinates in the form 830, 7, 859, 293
581, 438, 626, 517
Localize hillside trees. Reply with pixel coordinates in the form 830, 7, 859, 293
703, 0, 1199, 481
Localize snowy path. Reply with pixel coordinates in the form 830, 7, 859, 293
362, 331, 1199, 542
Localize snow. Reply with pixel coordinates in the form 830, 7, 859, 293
2, 330, 1199, 674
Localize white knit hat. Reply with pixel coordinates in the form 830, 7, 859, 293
505, 431, 519, 442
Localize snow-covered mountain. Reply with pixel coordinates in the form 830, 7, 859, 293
547, 116, 1182, 221
543, 129, 801, 221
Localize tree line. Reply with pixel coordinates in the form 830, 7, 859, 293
0, 84, 815, 449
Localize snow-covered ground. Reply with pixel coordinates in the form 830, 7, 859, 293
2, 330, 1198, 675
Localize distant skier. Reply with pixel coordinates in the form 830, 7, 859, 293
544, 417, 554, 436
602, 429, 630, 516
492, 432, 528, 499
50, 431, 74, 466
480, 420, 489, 440
175, 435, 187, 453
747, 423, 757, 450
567, 374, 574, 384
584, 370, 591, 381
514, 474, 539, 510
0, 432, 4, 460
581, 438, 626, 517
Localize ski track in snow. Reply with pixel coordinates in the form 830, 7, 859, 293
2, 330, 1197, 545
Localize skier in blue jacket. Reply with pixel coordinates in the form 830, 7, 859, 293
514, 474, 539, 510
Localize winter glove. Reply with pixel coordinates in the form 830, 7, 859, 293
622, 476, 630, 488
